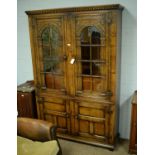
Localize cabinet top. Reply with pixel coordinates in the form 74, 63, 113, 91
17, 81, 35, 93
26, 4, 124, 15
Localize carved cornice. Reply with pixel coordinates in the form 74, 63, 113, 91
26, 4, 124, 15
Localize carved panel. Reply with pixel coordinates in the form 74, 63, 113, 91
26, 4, 123, 15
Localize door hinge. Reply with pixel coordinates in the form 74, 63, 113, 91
75, 115, 79, 119
100, 91, 113, 97
107, 135, 112, 140
106, 107, 113, 114
37, 97, 44, 104
66, 112, 70, 118
36, 83, 41, 89
107, 110, 113, 114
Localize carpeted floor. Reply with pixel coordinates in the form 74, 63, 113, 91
59, 139, 134, 155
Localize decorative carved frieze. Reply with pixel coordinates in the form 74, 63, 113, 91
26, 4, 123, 15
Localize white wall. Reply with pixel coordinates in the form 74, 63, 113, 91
17, 0, 137, 139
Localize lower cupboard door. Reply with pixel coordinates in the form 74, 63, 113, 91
37, 97, 70, 134
74, 101, 112, 143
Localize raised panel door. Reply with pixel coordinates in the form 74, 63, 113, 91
74, 100, 112, 144
37, 96, 70, 134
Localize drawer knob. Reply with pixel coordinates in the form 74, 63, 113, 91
21, 94, 24, 97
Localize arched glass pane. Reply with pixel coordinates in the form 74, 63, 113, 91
80, 26, 101, 75
80, 26, 100, 44
42, 28, 50, 44
41, 26, 60, 73
41, 26, 63, 89
79, 26, 102, 92
42, 26, 59, 58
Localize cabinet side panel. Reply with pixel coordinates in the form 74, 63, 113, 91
115, 10, 122, 138
27, 16, 38, 86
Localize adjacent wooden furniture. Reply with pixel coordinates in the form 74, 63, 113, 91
129, 91, 137, 154
17, 117, 62, 155
26, 4, 123, 149
17, 81, 37, 118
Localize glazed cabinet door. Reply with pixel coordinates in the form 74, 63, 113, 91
73, 12, 113, 99
31, 14, 67, 95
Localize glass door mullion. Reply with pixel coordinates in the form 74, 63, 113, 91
90, 32, 93, 92
49, 27, 52, 56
